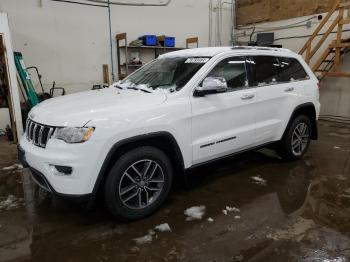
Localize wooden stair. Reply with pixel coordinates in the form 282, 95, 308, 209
313, 38, 350, 80
299, 0, 350, 80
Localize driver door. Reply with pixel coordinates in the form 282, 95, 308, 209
190, 56, 257, 165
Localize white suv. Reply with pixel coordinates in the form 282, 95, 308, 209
19, 46, 320, 220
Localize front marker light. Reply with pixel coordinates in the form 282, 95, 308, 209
53, 127, 95, 143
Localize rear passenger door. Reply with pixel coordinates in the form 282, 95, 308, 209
247, 55, 309, 144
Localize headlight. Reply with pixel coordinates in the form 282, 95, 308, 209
53, 127, 94, 143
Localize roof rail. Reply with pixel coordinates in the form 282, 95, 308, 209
231, 46, 292, 53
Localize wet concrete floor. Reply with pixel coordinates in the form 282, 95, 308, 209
0, 120, 350, 262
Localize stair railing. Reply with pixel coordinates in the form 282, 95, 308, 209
299, 0, 350, 79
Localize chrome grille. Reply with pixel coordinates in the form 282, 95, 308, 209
25, 118, 55, 148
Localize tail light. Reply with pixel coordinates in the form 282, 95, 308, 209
317, 82, 320, 90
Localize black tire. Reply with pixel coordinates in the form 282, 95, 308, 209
278, 115, 312, 160
104, 146, 173, 220
33, 184, 52, 206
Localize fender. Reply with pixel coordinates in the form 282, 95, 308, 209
92, 131, 185, 195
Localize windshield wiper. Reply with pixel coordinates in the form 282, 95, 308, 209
113, 83, 124, 90
127, 87, 152, 93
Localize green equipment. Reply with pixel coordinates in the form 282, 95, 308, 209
14, 52, 65, 108
14, 52, 40, 107
14, 52, 66, 127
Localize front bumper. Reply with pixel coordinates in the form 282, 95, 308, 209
19, 135, 106, 196
29, 165, 93, 201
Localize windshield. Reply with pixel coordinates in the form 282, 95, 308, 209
120, 57, 210, 92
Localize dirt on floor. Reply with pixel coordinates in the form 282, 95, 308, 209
0, 120, 350, 262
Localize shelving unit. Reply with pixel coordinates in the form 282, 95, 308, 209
116, 33, 198, 79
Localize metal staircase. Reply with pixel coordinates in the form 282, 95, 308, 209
299, 0, 350, 80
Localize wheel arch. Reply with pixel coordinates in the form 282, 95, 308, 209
92, 132, 185, 195
283, 102, 318, 140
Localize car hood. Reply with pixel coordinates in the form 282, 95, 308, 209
29, 88, 167, 126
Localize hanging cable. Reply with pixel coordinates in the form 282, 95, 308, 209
51, 0, 107, 7
237, 16, 317, 30
85, 0, 171, 6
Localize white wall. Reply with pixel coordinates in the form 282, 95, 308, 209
0, 0, 232, 94
235, 13, 350, 118
0, 108, 10, 130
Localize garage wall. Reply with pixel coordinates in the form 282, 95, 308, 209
235, 13, 350, 117
0, 108, 10, 130
0, 0, 232, 94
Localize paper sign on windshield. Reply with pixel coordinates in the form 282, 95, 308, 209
185, 58, 210, 64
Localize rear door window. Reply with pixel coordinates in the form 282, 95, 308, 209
247, 56, 281, 87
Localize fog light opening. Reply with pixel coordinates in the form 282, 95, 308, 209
50, 165, 73, 176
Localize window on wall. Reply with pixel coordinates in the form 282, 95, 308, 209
206, 56, 248, 91
247, 56, 281, 86
278, 57, 309, 82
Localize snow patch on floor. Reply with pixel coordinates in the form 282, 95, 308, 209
133, 234, 153, 245
251, 175, 267, 186
184, 205, 206, 221
0, 195, 24, 211
154, 223, 171, 232
222, 206, 240, 215
133, 229, 156, 245
134, 223, 172, 245
207, 217, 214, 222
226, 206, 240, 212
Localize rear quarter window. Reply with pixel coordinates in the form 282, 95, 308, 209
278, 57, 309, 82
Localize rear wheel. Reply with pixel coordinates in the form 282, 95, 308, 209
279, 115, 312, 160
104, 146, 173, 220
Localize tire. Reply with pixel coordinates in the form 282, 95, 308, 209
33, 184, 52, 206
104, 146, 173, 220
278, 115, 312, 160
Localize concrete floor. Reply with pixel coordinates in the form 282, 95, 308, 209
0, 120, 350, 262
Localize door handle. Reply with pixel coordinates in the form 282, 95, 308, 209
284, 87, 295, 92
241, 93, 255, 100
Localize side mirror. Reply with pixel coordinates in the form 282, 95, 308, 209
194, 77, 228, 96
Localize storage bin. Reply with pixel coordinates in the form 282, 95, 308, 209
157, 35, 175, 47
139, 35, 157, 46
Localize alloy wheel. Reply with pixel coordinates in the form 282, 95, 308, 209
118, 159, 165, 209
291, 123, 310, 156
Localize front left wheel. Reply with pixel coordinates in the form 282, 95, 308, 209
104, 146, 173, 220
